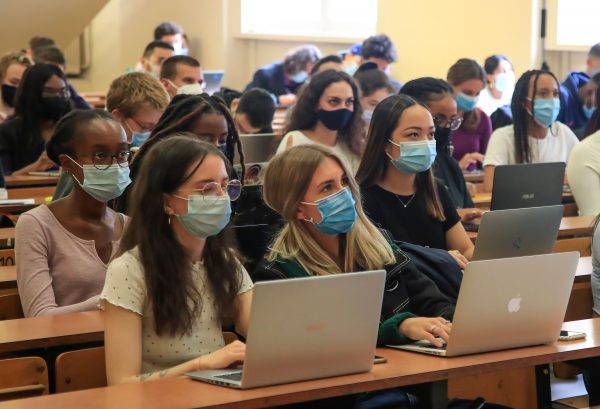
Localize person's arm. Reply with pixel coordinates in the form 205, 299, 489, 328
15, 214, 99, 317
566, 150, 600, 216
446, 222, 474, 263
483, 165, 495, 193
481, 127, 510, 192
12, 151, 55, 176
234, 289, 252, 337
479, 111, 493, 155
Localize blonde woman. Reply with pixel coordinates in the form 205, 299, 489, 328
0, 52, 32, 123
253, 144, 454, 347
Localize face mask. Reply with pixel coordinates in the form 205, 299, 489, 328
583, 105, 596, 120
434, 126, 452, 153
387, 139, 437, 174
343, 64, 359, 76
130, 131, 151, 148
529, 98, 561, 127
363, 109, 374, 124
40, 96, 70, 121
146, 61, 161, 77
68, 157, 131, 203
316, 108, 353, 130
175, 194, 231, 239
290, 70, 308, 84
1, 84, 17, 108
179, 48, 189, 56
494, 72, 515, 93
301, 187, 357, 236
455, 92, 478, 112
176, 83, 204, 95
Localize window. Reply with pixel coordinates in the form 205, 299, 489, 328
240, 0, 377, 41
547, 0, 600, 50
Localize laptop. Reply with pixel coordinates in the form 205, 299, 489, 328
233, 133, 281, 165
187, 270, 386, 389
202, 70, 225, 95
490, 162, 565, 211
389, 252, 579, 357
471, 205, 563, 261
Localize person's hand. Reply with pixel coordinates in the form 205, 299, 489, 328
35, 151, 55, 171
278, 93, 297, 107
457, 208, 483, 223
448, 249, 468, 269
458, 152, 485, 170
399, 317, 452, 347
196, 340, 246, 370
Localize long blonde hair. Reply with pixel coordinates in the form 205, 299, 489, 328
262, 144, 395, 276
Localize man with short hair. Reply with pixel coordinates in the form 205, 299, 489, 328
137, 41, 174, 77
159, 55, 203, 97
231, 88, 275, 134
25, 36, 55, 59
153, 22, 186, 55
33, 45, 90, 110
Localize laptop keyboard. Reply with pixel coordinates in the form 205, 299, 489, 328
214, 372, 243, 381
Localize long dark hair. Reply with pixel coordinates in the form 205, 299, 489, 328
583, 73, 600, 138
115, 94, 244, 213
511, 70, 560, 163
13, 63, 69, 149
447, 58, 486, 133
355, 94, 446, 220
285, 70, 365, 155
119, 135, 243, 336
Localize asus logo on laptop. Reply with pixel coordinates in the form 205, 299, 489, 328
521, 193, 535, 200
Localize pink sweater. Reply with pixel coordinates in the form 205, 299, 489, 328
15, 205, 126, 317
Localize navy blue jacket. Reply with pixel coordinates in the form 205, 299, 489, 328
245, 62, 302, 102
558, 71, 589, 132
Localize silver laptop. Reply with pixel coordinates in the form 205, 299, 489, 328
389, 252, 579, 357
471, 205, 563, 261
187, 270, 385, 388
203, 70, 224, 95
233, 133, 281, 165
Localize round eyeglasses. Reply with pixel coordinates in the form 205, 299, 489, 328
178, 180, 242, 203
433, 116, 463, 131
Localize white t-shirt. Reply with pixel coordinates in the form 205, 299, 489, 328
483, 122, 579, 167
477, 87, 513, 116
276, 130, 361, 173
99, 247, 253, 373
567, 130, 600, 215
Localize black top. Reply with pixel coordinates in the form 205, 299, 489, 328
360, 183, 461, 250
0, 117, 45, 175
245, 62, 302, 103
433, 153, 474, 209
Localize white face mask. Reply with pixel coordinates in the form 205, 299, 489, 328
167, 80, 204, 95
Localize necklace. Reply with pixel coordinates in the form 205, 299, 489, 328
394, 193, 416, 208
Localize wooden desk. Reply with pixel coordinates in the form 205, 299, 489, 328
463, 171, 483, 184
2, 319, 599, 409
0, 311, 104, 354
4, 175, 59, 188
0, 265, 16, 290
0, 197, 46, 214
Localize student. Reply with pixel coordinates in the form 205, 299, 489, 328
356, 95, 473, 267
115, 94, 245, 213
16, 110, 130, 317
558, 43, 600, 134
160, 55, 204, 98
353, 63, 395, 127
447, 58, 492, 171
0, 52, 32, 123
361, 34, 401, 91
339, 43, 362, 76
0, 63, 70, 175
254, 144, 454, 347
136, 41, 175, 77
277, 70, 364, 173
245, 45, 321, 106
310, 55, 343, 76
32, 45, 91, 110
24, 36, 55, 60
483, 70, 579, 192
477, 54, 516, 116
400, 77, 476, 210
230, 88, 275, 134
101, 135, 252, 384
153, 21, 187, 55
583, 73, 600, 138
567, 77, 600, 215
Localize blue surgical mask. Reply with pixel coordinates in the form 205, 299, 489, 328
175, 194, 231, 239
529, 97, 561, 127
455, 92, 478, 112
583, 105, 596, 120
387, 140, 437, 174
494, 72, 515, 93
290, 70, 308, 84
343, 63, 359, 76
68, 157, 131, 203
130, 131, 151, 148
301, 187, 357, 236
363, 110, 374, 124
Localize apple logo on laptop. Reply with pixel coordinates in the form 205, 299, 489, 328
512, 237, 523, 250
508, 294, 522, 313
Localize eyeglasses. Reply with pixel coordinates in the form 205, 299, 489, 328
82, 150, 132, 170
433, 116, 463, 131
177, 180, 242, 203
41, 87, 70, 99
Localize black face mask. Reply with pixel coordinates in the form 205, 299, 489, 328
1, 84, 17, 108
316, 108, 353, 131
39, 96, 70, 121
434, 126, 453, 154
